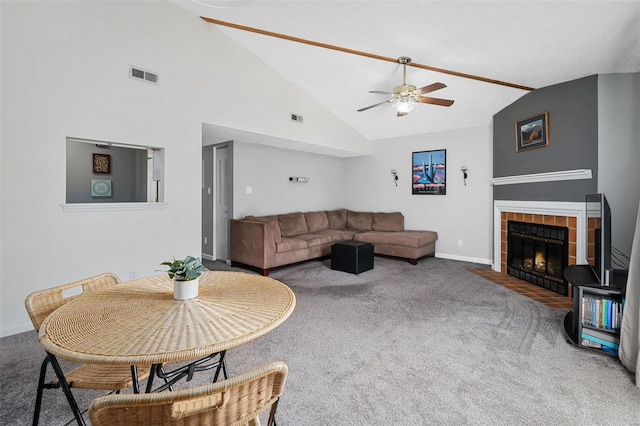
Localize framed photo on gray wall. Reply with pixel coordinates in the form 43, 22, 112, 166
515, 112, 549, 152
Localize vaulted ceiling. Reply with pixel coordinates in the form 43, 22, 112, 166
174, 0, 640, 142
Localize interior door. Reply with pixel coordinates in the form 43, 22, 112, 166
201, 145, 214, 259
215, 145, 230, 261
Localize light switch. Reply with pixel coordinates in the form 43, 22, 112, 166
245, 186, 253, 194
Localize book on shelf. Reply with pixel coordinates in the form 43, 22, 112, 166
582, 327, 620, 344
580, 295, 622, 330
581, 332, 619, 350
580, 338, 601, 349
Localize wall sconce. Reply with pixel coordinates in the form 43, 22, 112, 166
461, 166, 468, 186
391, 169, 398, 186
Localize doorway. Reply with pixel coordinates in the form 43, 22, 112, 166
201, 142, 233, 262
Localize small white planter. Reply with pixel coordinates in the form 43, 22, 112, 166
173, 277, 199, 300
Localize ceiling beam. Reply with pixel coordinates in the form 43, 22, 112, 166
200, 16, 535, 92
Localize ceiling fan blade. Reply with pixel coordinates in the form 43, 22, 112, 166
357, 100, 389, 112
369, 90, 393, 95
418, 96, 455, 107
413, 82, 447, 95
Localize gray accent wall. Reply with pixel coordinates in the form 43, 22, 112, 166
493, 75, 599, 201
493, 72, 640, 257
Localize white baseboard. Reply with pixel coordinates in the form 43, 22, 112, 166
201, 253, 215, 261
435, 253, 493, 265
1, 324, 33, 338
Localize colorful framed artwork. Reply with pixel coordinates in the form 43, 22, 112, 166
93, 153, 111, 174
412, 149, 446, 195
515, 112, 549, 152
91, 179, 112, 197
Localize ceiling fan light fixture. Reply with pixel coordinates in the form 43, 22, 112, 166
357, 56, 454, 116
392, 97, 417, 114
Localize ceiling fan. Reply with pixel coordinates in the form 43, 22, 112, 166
357, 56, 454, 117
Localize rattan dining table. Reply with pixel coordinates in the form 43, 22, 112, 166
38, 270, 296, 425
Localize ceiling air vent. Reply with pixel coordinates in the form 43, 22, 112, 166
129, 65, 159, 86
290, 113, 303, 124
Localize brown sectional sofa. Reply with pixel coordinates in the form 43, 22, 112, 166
230, 209, 438, 276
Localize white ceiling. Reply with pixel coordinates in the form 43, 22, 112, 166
175, 0, 640, 143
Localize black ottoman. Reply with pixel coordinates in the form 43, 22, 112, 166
331, 241, 374, 274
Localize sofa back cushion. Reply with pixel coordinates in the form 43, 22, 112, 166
372, 212, 405, 232
346, 210, 373, 231
305, 211, 329, 233
326, 209, 347, 229
278, 212, 308, 237
244, 215, 282, 244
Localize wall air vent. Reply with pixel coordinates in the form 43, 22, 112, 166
290, 113, 304, 124
129, 65, 159, 86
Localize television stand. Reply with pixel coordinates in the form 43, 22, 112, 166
562, 265, 628, 355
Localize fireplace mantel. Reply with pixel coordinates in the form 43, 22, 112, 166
493, 200, 586, 272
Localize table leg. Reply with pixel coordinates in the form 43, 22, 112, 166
212, 350, 228, 382
130, 365, 140, 394
150, 352, 227, 392
46, 352, 86, 426
145, 364, 158, 393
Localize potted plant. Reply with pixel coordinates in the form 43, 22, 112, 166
160, 255, 207, 300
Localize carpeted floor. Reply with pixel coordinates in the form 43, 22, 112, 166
1, 257, 638, 425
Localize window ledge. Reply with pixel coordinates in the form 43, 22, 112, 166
60, 202, 168, 213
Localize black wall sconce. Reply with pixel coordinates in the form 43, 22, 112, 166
461, 166, 468, 186
391, 169, 398, 186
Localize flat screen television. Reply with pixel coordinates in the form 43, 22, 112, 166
585, 193, 612, 285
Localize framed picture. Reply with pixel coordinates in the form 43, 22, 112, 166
93, 153, 111, 174
91, 179, 112, 197
412, 149, 446, 195
515, 112, 549, 152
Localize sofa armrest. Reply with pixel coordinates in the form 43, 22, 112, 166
230, 219, 277, 269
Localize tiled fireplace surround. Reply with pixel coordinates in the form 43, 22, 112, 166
493, 200, 587, 299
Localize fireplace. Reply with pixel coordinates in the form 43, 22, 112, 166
506, 221, 569, 295
493, 200, 585, 299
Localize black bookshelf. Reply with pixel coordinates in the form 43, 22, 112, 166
563, 265, 627, 356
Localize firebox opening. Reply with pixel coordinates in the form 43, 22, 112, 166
507, 221, 569, 296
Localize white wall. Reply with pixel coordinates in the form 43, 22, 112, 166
343, 125, 494, 264
598, 72, 640, 259
0, 1, 366, 336
232, 142, 346, 218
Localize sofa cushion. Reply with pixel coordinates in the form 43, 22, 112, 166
326, 209, 347, 229
353, 230, 438, 248
245, 215, 282, 244
317, 229, 358, 242
276, 237, 308, 253
305, 211, 330, 233
346, 211, 373, 231
278, 212, 308, 237
372, 212, 404, 232
292, 233, 333, 248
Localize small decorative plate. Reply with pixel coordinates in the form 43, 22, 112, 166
91, 180, 112, 197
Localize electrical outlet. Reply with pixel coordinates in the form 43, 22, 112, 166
129, 270, 137, 280
457, 239, 463, 247
204, 237, 208, 245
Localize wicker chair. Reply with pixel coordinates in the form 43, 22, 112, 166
25, 273, 151, 426
88, 360, 288, 426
